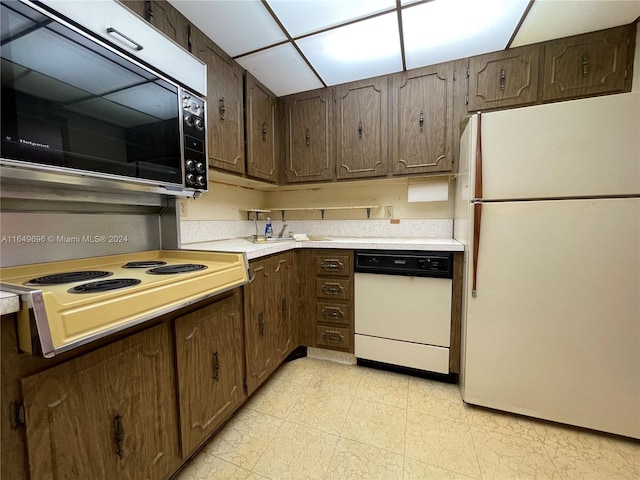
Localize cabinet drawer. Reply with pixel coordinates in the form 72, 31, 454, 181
316, 278, 351, 301
316, 301, 351, 326
315, 255, 353, 276
316, 326, 350, 350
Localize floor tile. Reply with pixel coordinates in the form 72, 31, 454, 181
325, 438, 404, 480
286, 384, 353, 435
244, 378, 306, 419
309, 360, 364, 397
532, 419, 624, 455
544, 441, 638, 479
203, 408, 283, 470
471, 427, 561, 479
356, 367, 409, 408
610, 436, 640, 476
405, 411, 480, 478
175, 454, 255, 480
408, 376, 467, 423
270, 357, 327, 386
465, 404, 540, 442
403, 457, 480, 479
252, 420, 339, 480
341, 397, 407, 455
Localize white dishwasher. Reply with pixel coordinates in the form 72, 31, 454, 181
354, 250, 453, 375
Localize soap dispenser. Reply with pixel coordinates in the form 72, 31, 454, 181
265, 217, 273, 239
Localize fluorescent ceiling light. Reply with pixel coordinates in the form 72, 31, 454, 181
168, 0, 286, 56
297, 12, 402, 85
236, 43, 323, 96
403, 0, 530, 68
267, 0, 395, 37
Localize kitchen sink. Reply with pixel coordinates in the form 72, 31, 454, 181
245, 235, 331, 243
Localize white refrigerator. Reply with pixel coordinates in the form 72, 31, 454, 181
454, 92, 640, 439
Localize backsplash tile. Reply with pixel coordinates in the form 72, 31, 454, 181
181, 219, 452, 244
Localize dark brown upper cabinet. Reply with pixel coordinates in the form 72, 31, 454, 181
468, 44, 541, 111
191, 26, 245, 175
283, 88, 334, 183
147, 0, 190, 50
334, 77, 389, 179
245, 73, 279, 183
542, 25, 633, 102
391, 63, 454, 175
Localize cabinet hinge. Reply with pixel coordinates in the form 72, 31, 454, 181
9, 400, 25, 428
465, 95, 469, 105
243, 377, 248, 391
465, 68, 470, 79
453, 70, 457, 82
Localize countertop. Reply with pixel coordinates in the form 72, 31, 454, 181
184, 236, 464, 260
1, 290, 20, 315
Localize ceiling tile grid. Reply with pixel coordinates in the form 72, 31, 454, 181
169, 0, 640, 97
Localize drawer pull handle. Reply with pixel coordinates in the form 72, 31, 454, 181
321, 260, 343, 271
213, 351, 220, 382
322, 283, 343, 295
106, 27, 143, 51
262, 121, 267, 140
258, 312, 265, 336
305, 128, 310, 145
323, 331, 344, 344
419, 110, 424, 130
499, 67, 506, 90
114, 414, 125, 459
322, 307, 344, 319
358, 120, 363, 138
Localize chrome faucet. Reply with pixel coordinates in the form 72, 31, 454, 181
278, 222, 288, 238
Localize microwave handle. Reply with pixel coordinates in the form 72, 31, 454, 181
106, 27, 144, 51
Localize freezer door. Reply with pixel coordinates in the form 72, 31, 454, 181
462, 198, 640, 439
477, 92, 640, 199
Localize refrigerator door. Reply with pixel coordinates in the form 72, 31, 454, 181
461, 197, 640, 439
477, 92, 640, 200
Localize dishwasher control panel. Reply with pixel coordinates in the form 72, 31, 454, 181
354, 250, 453, 278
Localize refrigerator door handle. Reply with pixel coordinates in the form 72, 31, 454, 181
472, 113, 483, 297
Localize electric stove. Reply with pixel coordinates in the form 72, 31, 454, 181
0, 250, 248, 357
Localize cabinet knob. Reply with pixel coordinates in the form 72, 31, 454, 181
213, 351, 220, 382
582, 52, 590, 76
114, 414, 125, 459
219, 97, 226, 120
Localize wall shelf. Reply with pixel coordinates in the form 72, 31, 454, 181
246, 206, 379, 220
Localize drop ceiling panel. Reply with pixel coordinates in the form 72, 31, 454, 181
267, 0, 396, 37
167, 0, 285, 56
236, 43, 323, 97
511, 0, 640, 47
403, 0, 531, 69
296, 13, 402, 86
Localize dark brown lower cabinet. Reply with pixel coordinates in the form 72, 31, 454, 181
20, 323, 180, 480
244, 252, 295, 395
174, 291, 245, 457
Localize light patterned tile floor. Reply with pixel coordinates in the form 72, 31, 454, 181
175, 357, 640, 480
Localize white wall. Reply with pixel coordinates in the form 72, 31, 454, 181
181, 171, 454, 222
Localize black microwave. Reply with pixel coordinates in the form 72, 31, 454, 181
0, 0, 208, 196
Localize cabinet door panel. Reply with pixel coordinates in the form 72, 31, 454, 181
468, 45, 540, 111
392, 65, 453, 175
335, 78, 388, 179
244, 259, 272, 394
271, 253, 294, 359
21, 324, 179, 480
246, 74, 278, 182
174, 292, 245, 456
148, 0, 189, 50
191, 27, 245, 174
543, 26, 630, 101
285, 90, 333, 183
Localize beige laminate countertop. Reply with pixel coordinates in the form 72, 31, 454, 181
184, 237, 464, 261
1, 290, 20, 315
